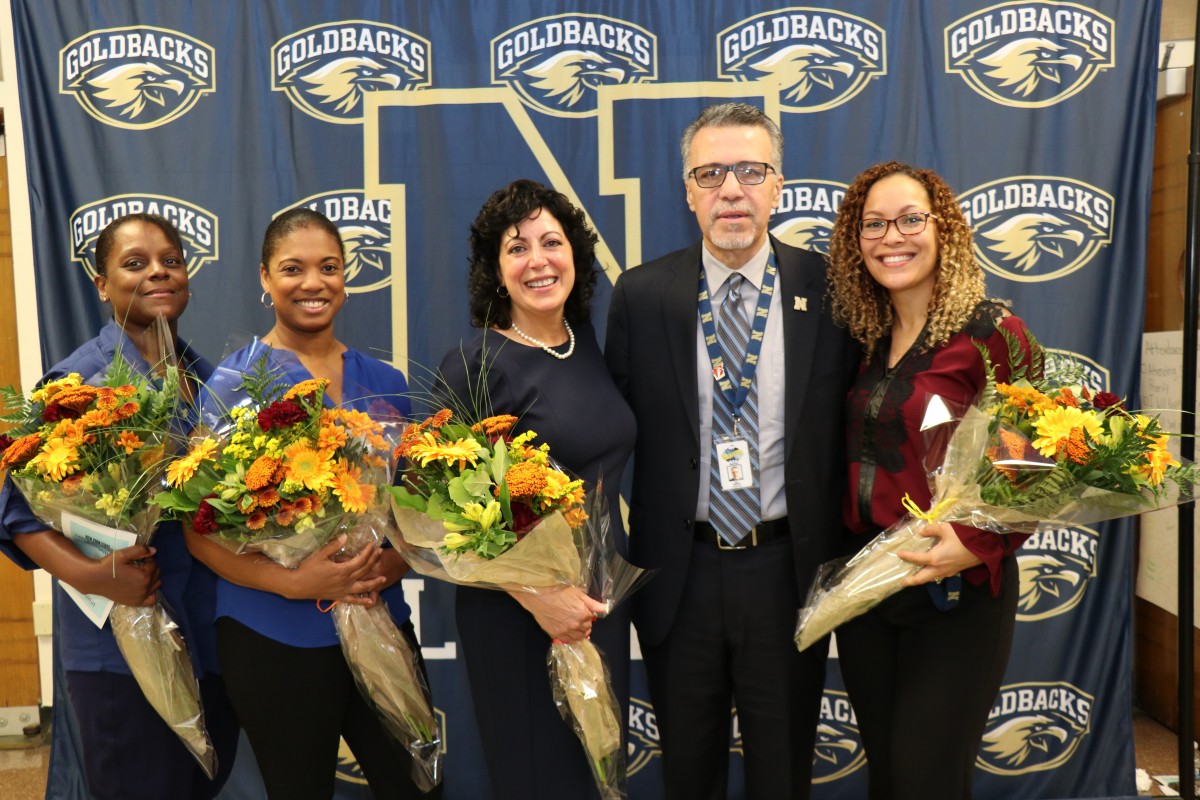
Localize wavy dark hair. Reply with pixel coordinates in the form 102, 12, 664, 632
467, 179, 599, 329
260, 207, 344, 266
94, 213, 185, 276
827, 161, 987, 356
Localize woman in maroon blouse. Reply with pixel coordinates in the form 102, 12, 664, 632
826, 162, 1037, 800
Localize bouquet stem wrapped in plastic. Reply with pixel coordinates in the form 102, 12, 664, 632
390, 469, 651, 799
796, 384, 1200, 652
154, 363, 442, 790
330, 514, 442, 792
1, 318, 216, 776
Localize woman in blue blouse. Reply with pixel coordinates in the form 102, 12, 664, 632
186, 208, 434, 800
0, 213, 238, 800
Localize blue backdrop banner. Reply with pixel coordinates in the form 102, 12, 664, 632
13, 1, 1156, 798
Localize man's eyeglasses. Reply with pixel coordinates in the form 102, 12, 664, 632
858, 212, 935, 239
688, 162, 776, 188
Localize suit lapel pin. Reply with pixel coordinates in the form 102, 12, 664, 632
794, 296, 808, 312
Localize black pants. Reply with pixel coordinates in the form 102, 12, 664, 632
217, 616, 439, 800
837, 559, 1019, 800
640, 537, 827, 800
66, 671, 239, 800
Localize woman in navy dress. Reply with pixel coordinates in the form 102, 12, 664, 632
0, 213, 238, 800
438, 179, 636, 800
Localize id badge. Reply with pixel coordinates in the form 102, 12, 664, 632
714, 435, 753, 490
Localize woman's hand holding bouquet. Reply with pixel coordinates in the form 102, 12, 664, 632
795, 336, 1200, 651
152, 363, 442, 791
388, 409, 651, 799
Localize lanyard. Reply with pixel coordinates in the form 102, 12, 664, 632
698, 249, 777, 426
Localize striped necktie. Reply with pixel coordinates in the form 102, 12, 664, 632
707, 273, 760, 546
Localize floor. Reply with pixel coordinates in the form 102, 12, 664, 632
0, 709, 1192, 798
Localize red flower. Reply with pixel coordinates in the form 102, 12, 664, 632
257, 399, 307, 431
1091, 391, 1122, 411
193, 495, 218, 535
41, 403, 81, 423
510, 500, 540, 537
0, 434, 13, 453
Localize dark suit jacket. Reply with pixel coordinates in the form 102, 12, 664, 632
605, 236, 860, 647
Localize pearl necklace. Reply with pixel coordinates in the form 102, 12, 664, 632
510, 319, 575, 360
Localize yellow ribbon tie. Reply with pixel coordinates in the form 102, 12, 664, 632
901, 492, 954, 522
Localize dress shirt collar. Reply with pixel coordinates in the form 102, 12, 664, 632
700, 239, 772, 296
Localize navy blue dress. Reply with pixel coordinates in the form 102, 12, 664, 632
438, 322, 636, 800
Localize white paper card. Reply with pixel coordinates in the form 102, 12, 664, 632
715, 436, 753, 490
59, 511, 139, 629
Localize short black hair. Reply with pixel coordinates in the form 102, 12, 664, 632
261, 207, 344, 266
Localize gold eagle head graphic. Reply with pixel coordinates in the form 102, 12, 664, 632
300, 57, 403, 114
982, 715, 1070, 767
979, 38, 1086, 97
1018, 554, 1083, 611
980, 212, 1087, 272
339, 224, 388, 285
750, 44, 855, 103
773, 217, 834, 252
522, 50, 626, 108
813, 723, 859, 766
87, 62, 185, 118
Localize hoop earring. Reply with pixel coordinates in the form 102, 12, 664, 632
496, 285, 509, 299
343, 290, 349, 303
260, 291, 274, 309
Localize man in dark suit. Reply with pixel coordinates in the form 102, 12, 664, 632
606, 103, 859, 799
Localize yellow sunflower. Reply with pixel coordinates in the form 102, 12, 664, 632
166, 438, 219, 487
282, 440, 336, 491
406, 433, 484, 470
1032, 406, 1102, 459
28, 438, 80, 482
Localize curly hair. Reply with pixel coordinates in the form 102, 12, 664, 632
826, 161, 986, 356
94, 213, 185, 276
467, 179, 599, 329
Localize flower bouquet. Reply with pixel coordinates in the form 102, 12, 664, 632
0, 327, 216, 777
387, 410, 651, 799
795, 336, 1200, 651
151, 362, 441, 790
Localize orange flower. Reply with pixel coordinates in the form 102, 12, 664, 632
246, 510, 268, 530
275, 504, 296, 527
95, 388, 119, 411
505, 460, 549, 499
52, 386, 100, 413
283, 378, 329, 401
1063, 427, 1092, 465
237, 493, 259, 514
430, 408, 453, 429
78, 409, 115, 429
255, 487, 282, 508
1054, 387, 1080, 409
317, 423, 348, 454
60, 474, 85, 496
282, 441, 335, 491
563, 506, 589, 528
471, 414, 518, 437
332, 460, 375, 514
116, 431, 143, 454
245, 455, 283, 491
1, 434, 42, 469
114, 385, 137, 399
115, 401, 140, 419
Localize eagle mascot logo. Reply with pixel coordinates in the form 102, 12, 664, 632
945, 4, 1114, 107
491, 15, 658, 118
812, 721, 866, 783
717, 10, 886, 113
278, 192, 393, 294
299, 57, 405, 115
1016, 526, 1098, 621
272, 22, 431, 124
978, 683, 1092, 775
978, 212, 1087, 273
59, 27, 215, 129
750, 44, 856, 105
981, 715, 1072, 768
772, 216, 834, 255
87, 63, 185, 119
522, 50, 627, 109
340, 223, 389, 288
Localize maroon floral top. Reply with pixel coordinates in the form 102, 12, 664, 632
844, 301, 1036, 595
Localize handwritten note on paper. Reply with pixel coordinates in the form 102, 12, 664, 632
1137, 331, 1200, 626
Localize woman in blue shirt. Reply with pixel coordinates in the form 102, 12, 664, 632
0, 213, 238, 800
186, 208, 434, 800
